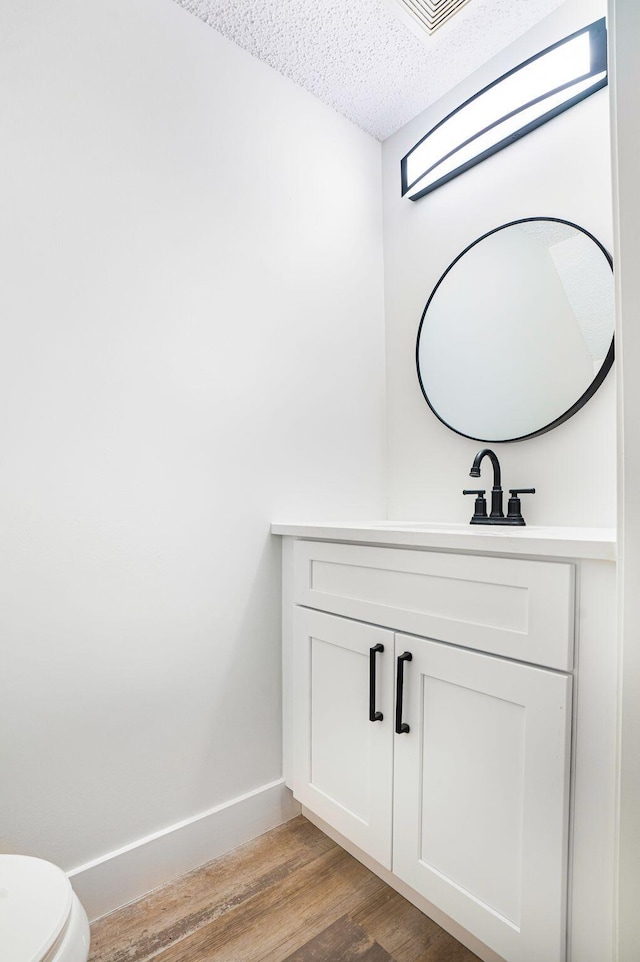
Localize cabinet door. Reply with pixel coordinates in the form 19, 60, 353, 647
393, 634, 572, 962
292, 607, 394, 868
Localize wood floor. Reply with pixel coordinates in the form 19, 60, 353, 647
88, 815, 479, 962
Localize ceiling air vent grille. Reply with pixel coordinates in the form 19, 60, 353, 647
391, 0, 473, 36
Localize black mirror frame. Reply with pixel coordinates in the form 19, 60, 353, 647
415, 216, 615, 444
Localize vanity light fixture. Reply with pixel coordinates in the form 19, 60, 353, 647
402, 18, 607, 200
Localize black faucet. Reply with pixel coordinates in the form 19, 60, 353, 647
463, 448, 535, 525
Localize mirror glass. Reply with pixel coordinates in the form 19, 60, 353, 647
416, 218, 615, 442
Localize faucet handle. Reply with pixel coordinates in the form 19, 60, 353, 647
463, 489, 487, 522
507, 488, 536, 525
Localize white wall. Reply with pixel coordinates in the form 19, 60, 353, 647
0, 0, 386, 873
382, 0, 615, 527
608, 1, 640, 957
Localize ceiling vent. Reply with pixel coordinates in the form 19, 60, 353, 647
386, 0, 473, 37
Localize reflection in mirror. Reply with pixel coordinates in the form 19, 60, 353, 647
416, 218, 614, 442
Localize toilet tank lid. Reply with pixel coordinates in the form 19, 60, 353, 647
0, 855, 72, 962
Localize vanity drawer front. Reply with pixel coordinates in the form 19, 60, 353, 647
293, 541, 574, 670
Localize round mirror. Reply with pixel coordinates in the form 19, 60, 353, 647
416, 217, 615, 442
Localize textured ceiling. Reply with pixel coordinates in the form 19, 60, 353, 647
174, 0, 568, 141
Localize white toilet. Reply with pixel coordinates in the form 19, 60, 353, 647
0, 855, 90, 962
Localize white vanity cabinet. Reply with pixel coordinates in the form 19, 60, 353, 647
276, 524, 618, 962
392, 633, 571, 962
292, 608, 395, 867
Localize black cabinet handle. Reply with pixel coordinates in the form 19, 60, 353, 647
395, 652, 412, 734
369, 643, 384, 721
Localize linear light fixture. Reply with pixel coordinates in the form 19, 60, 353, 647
402, 18, 607, 201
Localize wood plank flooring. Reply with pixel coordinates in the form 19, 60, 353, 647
88, 816, 479, 962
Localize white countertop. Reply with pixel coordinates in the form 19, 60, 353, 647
271, 521, 617, 561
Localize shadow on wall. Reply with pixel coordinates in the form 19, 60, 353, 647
194, 530, 284, 804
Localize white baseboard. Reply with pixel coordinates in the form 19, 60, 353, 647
68, 779, 301, 921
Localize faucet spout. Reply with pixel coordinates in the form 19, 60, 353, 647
469, 448, 503, 518
470, 448, 502, 488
